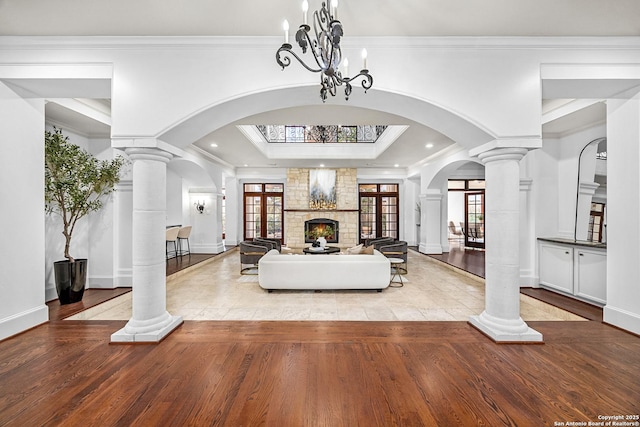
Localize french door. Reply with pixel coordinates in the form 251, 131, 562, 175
464, 192, 485, 249
243, 183, 284, 243
359, 184, 399, 243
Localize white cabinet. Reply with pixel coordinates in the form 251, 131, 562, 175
539, 242, 574, 294
574, 249, 607, 304
538, 239, 606, 305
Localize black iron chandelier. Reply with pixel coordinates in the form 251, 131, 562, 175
276, 0, 373, 102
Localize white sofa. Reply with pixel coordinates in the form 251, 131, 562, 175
258, 249, 391, 291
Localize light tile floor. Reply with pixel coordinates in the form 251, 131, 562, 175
68, 249, 587, 322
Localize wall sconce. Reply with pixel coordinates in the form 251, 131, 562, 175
194, 200, 205, 214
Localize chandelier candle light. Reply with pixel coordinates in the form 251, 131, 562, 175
276, 0, 373, 102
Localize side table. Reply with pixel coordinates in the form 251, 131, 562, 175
388, 258, 405, 287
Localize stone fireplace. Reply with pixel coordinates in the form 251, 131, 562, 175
284, 168, 358, 249
304, 218, 339, 243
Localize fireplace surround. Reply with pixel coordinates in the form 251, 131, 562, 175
305, 218, 339, 243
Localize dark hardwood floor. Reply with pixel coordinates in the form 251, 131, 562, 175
521, 287, 603, 322
165, 252, 220, 276
11, 246, 639, 425
0, 320, 638, 426
48, 288, 132, 321
423, 245, 486, 278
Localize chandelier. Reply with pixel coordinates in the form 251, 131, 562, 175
276, 0, 373, 102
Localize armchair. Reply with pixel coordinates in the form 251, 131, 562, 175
378, 240, 408, 274
240, 240, 272, 274
254, 237, 282, 252
364, 236, 394, 248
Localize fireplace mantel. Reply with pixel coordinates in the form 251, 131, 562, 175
284, 209, 358, 212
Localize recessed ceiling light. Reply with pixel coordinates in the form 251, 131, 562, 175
394, 164, 399, 168
210, 143, 218, 148
244, 164, 248, 167
426, 143, 434, 149
320, 164, 325, 167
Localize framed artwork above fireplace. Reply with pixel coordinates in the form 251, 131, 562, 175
309, 169, 336, 210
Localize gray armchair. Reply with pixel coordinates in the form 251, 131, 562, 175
378, 240, 408, 274
364, 236, 394, 248
254, 237, 282, 252
240, 240, 272, 274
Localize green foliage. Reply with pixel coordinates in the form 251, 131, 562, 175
44, 127, 127, 261
305, 225, 335, 240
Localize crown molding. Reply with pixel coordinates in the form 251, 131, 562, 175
2, 35, 640, 51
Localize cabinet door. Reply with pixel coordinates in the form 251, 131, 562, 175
575, 250, 606, 304
539, 243, 573, 294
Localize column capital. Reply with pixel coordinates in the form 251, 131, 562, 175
469, 137, 541, 158
112, 137, 184, 158
125, 147, 173, 164
477, 147, 529, 164
579, 181, 600, 196
421, 189, 443, 201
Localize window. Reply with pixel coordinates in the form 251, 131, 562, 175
359, 184, 399, 242
449, 179, 485, 249
243, 183, 284, 243
588, 202, 605, 243
256, 125, 387, 143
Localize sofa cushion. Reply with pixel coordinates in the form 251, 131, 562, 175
346, 244, 364, 254
360, 245, 375, 255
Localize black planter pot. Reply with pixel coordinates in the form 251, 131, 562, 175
53, 259, 88, 305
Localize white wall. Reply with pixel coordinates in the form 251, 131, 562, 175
166, 168, 183, 226
0, 82, 48, 340
533, 126, 604, 241
605, 92, 640, 335
448, 192, 465, 231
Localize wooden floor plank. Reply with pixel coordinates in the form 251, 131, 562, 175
1, 320, 639, 426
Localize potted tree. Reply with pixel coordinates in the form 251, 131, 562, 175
45, 127, 126, 304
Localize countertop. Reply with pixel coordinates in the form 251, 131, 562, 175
537, 237, 606, 249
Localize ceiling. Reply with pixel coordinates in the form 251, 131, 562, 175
2, 0, 640, 37
7, 0, 636, 169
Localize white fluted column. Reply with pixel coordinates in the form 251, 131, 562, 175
468, 147, 542, 342
111, 147, 183, 343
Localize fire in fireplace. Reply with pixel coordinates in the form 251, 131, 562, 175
304, 218, 339, 243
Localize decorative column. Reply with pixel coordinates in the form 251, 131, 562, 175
111, 147, 183, 343
468, 147, 542, 342
419, 190, 444, 254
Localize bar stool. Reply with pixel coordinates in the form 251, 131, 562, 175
177, 226, 192, 257
166, 227, 180, 260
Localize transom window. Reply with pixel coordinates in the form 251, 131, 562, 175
257, 125, 387, 143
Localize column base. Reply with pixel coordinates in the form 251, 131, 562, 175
469, 311, 543, 343
111, 313, 184, 343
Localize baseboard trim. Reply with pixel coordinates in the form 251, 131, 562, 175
192, 243, 225, 254
0, 305, 49, 342
419, 243, 443, 254
603, 305, 640, 336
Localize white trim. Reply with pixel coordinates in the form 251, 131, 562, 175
2, 36, 640, 51
419, 243, 443, 254
604, 305, 640, 336
519, 271, 538, 288
191, 242, 225, 254
0, 305, 48, 341
88, 276, 116, 289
